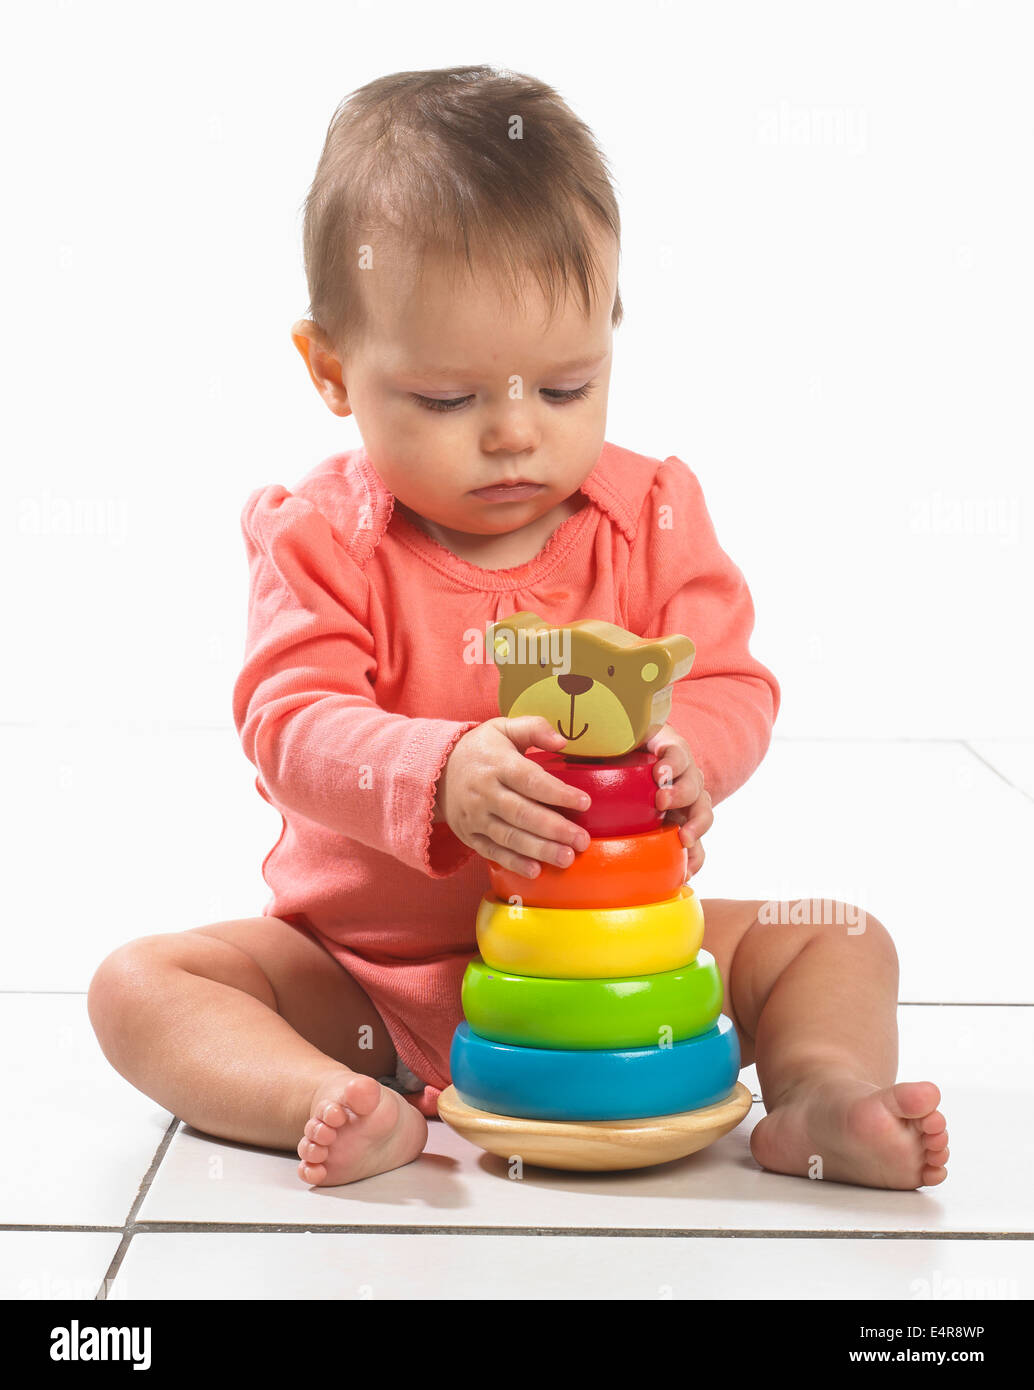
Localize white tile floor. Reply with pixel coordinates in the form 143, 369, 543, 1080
3, 732, 1032, 1300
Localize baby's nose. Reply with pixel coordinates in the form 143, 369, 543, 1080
557, 673, 593, 696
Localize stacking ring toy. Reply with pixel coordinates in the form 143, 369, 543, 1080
450, 1014, 741, 1121
462, 949, 723, 1049
524, 748, 663, 838
476, 884, 704, 979
488, 824, 687, 910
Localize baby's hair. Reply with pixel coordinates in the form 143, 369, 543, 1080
298, 65, 623, 354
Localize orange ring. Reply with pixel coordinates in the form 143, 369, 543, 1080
488, 825, 687, 909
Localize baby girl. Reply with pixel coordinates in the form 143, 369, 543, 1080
88, 65, 949, 1191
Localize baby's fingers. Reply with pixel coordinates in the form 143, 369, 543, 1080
660, 789, 714, 853
473, 814, 576, 880
502, 743, 592, 817
681, 790, 714, 842
655, 764, 706, 813
469, 831, 542, 880
685, 839, 706, 878
500, 714, 568, 757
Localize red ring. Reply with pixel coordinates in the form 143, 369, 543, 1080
524, 748, 663, 838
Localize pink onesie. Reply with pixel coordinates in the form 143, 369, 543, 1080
231, 440, 781, 1119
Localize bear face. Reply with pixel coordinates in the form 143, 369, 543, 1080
487, 611, 695, 759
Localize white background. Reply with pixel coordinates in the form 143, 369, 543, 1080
3, 0, 1031, 979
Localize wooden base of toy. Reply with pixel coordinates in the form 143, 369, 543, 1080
437, 1080, 753, 1172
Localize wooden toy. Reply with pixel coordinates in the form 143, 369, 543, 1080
449, 1015, 740, 1121
437, 612, 753, 1172
487, 824, 687, 910
437, 1083, 753, 1172
524, 748, 665, 837
488, 611, 695, 758
476, 885, 705, 979
461, 949, 723, 1050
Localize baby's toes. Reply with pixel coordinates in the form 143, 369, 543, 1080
892, 1080, 941, 1118
924, 1127, 949, 1156
340, 1073, 382, 1116
298, 1157, 327, 1184
313, 1099, 349, 1130
921, 1125, 949, 1185
919, 1108, 947, 1138
304, 1115, 337, 1146
297, 1134, 329, 1165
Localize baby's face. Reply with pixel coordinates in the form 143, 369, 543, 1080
296, 230, 617, 538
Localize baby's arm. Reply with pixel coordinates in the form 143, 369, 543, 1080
232, 483, 481, 878
631, 457, 781, 806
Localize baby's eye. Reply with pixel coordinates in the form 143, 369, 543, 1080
541, 383, 595, 404
411, 394, 472, 412
410, 383, 595, 413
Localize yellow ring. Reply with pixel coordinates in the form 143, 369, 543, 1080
476, 885, 705, 979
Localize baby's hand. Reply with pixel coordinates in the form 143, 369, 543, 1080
646, 724, 713, 878
436, 717, 592, 878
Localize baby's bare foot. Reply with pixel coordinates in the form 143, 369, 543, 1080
749, 1075, 949, 1190
296, 1068, 428, 1187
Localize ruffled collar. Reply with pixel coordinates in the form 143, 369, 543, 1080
345, 438, 651, 574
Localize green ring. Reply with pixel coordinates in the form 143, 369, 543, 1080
462, 950, 723, 1050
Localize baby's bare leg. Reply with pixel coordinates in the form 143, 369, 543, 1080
699, 897, 949, 1189
87, 916, 428, 1184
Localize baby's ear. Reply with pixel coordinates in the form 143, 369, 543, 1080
290, 319, 320, 370
291, 321, 351, 417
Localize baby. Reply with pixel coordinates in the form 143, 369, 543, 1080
88, 65, 949, 1191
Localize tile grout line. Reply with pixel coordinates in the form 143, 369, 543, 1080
3, 1223, 1028, 1240
93, 1116, 181, 1300
115, 1226, 1034, 1240
137, 1226, 1034, 1240
1, 1226, 123, 1233
961, 739, 1034, 804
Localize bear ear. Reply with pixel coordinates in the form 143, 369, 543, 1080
636, 655, 666, 690
489, 625, 516, 667
641, 634, 695, 688
486, 611, 548, 668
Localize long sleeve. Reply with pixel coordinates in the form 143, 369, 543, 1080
231, 483, 480, 878
630, 457, 781, 805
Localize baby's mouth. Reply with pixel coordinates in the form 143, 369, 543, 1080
470, 481, 545, 502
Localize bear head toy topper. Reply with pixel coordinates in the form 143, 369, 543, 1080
487, 611, 695, 759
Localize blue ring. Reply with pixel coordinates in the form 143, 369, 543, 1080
449, 1014, 741, 1121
